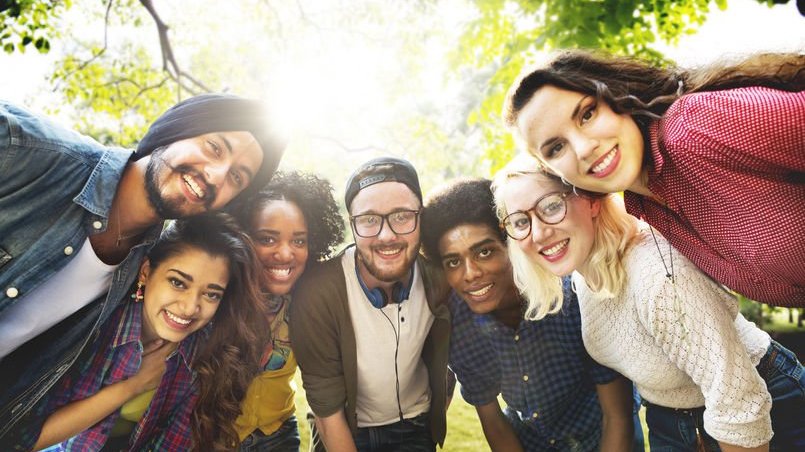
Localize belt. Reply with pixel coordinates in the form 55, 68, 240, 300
755, 341, 782, 380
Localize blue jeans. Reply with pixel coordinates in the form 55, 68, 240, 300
239, 415, 301, 452
353, 413, 435, 452
644, 340, 805, 451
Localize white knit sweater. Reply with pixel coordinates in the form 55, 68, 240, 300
575, 228, 773, 448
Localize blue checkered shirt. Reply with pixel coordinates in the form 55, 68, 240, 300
448, 277, 619, 451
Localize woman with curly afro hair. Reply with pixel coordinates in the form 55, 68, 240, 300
233, 170, 345, 451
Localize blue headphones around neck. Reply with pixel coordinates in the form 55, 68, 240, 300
355, 255, 414, 309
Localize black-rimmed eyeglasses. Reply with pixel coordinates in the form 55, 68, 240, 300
501, 192, 571, 241
350, 210, 420, 238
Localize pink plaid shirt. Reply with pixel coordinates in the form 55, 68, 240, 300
625, 86, 805, 307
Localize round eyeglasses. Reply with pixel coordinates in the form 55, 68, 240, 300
501, 192, 571, 240
350, 209, 420, 238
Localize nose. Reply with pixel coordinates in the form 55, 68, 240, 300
176, 294, 201, 317
463, 259, 482, 282
569, 130, 598, 161
375, 218, 397, 242
204, 161, 229, 187
274, 242, 294, 261
530, 215, 554, 245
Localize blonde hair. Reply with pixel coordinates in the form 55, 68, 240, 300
491, 154, 639, 320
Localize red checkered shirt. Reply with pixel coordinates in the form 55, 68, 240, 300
19, 301, 201, 451
625, 86, 805, 307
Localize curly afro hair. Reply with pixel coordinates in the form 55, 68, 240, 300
237, 170, 345, 261
421, 178, 505, 261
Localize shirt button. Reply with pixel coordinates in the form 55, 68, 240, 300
514, 334, 520, 341
6, 287, 19, 298
92, 220, 103, 230
522, 375, 529, 382
64, 246, 74, 255
532, 412, 539, 419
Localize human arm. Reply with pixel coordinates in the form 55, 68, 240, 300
313, 409, 358, 452
595, 376, 634, 452
33, 339, 172, 449
474, 400, 523, 452
666, 87, 805, 173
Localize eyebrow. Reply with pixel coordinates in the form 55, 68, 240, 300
169, 269, 193, 282
169, 269, 226, 291
538, 95, 589, 152
258, 228, 308, 236
441, 237, 498, 260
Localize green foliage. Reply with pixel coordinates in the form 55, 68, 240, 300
50, 45, 178, 147
0, 0, 69, 54
455, 0, 729, 171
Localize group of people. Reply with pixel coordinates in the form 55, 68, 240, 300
0, 49, 803, 452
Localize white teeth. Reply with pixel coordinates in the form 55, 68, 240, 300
542, 239, 568, 256
182, 174, 205, 199
591, 148, 617, 174
377, 248, 402, 256
165, 310, 191, 325
468, 284, 493, 297
269, 267, 291, 276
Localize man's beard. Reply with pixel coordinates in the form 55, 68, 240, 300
356, 243, 416, 283
144, 146, 216, 218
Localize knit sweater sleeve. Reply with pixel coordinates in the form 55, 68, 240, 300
632, 233, 772, 448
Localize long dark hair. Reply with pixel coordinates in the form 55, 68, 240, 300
236, 170, 344, 262
147, 213, 266, 450
504, 49, 805, 138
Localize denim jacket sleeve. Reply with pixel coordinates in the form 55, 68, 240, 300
0, 101, 160, 440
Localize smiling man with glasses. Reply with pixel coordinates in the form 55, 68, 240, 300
290, 157, 450, 452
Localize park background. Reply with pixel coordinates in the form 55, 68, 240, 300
2, 1, 804, 450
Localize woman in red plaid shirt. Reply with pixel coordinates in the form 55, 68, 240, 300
502, 50, 805, 307
19, 213, 267, 451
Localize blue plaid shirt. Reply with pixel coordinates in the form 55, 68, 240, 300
448, 278, 619, 451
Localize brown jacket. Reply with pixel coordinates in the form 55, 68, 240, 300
289, 247, 451, 446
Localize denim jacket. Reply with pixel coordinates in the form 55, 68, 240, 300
0, 101, 161, 438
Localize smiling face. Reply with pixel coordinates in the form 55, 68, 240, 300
250, 199, 309, 295
516, 85, 645, 194
500, 174, 600, 277
350, 181, 421, 286
140, 246, 230, 343
438, 223, 519, 316
145, 131, 264, 218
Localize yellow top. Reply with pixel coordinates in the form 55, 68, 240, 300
235, 293, 297, 439
110, 388, 157, 437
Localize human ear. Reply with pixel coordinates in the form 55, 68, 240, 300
138, 258, 151, 283
589, 198, 602, 219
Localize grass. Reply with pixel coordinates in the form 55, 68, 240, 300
292, 373, 649, 451
292, 373, 488, 451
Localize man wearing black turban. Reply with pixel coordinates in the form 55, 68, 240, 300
0, 94, 285, 439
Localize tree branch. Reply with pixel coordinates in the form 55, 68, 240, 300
138, 0, 211, 94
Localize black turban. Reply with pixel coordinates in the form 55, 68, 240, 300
135, 93, 286, 197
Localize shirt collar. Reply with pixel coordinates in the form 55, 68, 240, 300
73, 147, 133, 217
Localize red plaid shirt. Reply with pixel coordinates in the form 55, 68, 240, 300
625, 86, 805, 307
22, 301, 200, 451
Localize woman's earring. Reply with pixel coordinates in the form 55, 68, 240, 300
132, 281, 144, 302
